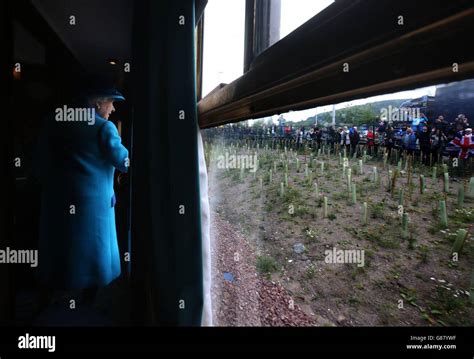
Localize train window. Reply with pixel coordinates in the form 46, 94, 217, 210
280, 0, 334, 40
240, 0, 335, 68
202, 0, 245, 97
203, 80, 474, 326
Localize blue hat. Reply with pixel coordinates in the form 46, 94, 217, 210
86, 87, 125, 101
79, 74, 125, 101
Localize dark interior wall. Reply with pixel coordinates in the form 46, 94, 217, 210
11, 0, 86, 170
0, 0, 14, 325
13, 0, 84, 108
10, 1, 85, 296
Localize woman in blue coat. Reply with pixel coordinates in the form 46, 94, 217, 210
35, 84, 129, 306
401, 127, 418, 156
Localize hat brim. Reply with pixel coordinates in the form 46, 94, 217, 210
85, 89, 125, 102
109, 94, 125, 101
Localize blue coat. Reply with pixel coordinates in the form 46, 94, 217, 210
35, 112, 129, 290
402, 133, 417, 150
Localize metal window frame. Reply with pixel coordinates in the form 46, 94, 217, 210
195, 0, 207, 101
198, 0, 474, 129
244, 0, 281, 73
196, 13, 204, 101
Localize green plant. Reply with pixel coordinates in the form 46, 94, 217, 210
428, 223, 445, 235
400, 288, 418, 306
435, 283, 466, 313
350, 266, 366, 279
377, 303, 396, 325
291, 205, 314, 217
305, 263, 317, 279
256, 256, 278, 276
348, 296, 361, 306
352, 226, 399, 248
316, 196, 324, 208
418, 244, 429, 263
304, 227, 318, 242
281, 186, 302, 204
439, 200, 448, 228
370, 201, 386, 219
450, 208, 474, 225
352, 228, 381, 242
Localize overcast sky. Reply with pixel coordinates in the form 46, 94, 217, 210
202, 0, 437, 123
202, 0, 334, 96
275, 86, 437, 123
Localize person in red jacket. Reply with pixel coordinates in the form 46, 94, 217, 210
366, 129, 375, 155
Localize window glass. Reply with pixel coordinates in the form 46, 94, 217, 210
202, 0, 245, 97
203, 81, 474, 326
280, 0, 334, 39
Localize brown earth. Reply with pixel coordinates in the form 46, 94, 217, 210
208, 144, 474, 327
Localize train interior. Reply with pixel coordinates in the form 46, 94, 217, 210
2, 0, 474, 328
10, 0, 134, 325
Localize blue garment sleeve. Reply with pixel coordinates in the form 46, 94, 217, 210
99, 121, 129, 172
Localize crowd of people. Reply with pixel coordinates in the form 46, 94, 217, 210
205, 113, 474, 167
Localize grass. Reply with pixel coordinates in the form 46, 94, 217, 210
352, 227, 380, 242
231, 170, 241, 182
426, 283, 471, 325
350, 266, 367, 279
281, 186, 302, 204
351, 226, 400, 249
305, 263, 317, 279
449, 208, 474, 226
435, 286, 467, 313
377, 303, 397, 325
370, 200, 387, 219
332, 192, 348, 201
294, 205, 315, 217
348, 296, 361, 306
315, 196, 324, 208
400, 287, 418, 307
265, 201, 274, 212
364, 249, 374, 267
428, 223, 445, 235
304, 227, 318, 243
256, 255, 278, 277
210, 142, 474, 326
417, 244, 430, 263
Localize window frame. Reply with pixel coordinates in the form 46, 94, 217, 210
244, 0, 281, 73
198, 0, 474, 129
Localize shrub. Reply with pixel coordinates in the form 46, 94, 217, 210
256, 255, 278, 275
